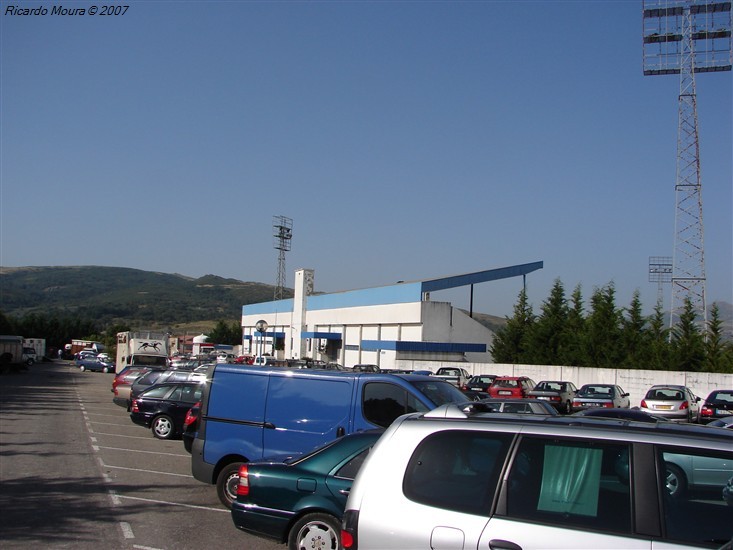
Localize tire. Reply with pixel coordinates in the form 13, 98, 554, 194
152, 415, 175, 439
79, 365, 86, 372
563, 400, 572, 414
665, 462, 687, 499
288, 512, 340, 550
102, 366, 109, 374
216, 462, 244, 509
26, 358, 35, 366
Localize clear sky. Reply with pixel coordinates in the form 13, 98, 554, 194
1, 0, 731, 319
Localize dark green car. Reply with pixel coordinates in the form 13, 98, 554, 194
231, 429, 384, 550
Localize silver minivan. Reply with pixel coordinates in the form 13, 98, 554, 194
342, 404, 733, 550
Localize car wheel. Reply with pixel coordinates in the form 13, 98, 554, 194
102, 366, 109, 374
216, 462, 244, 509
564, 400, 572, 414
152, 415, 174, 439
288, 512, 340, 550
79, 365, 86, 372
26, 358, 35, 366
665, 463, 688, 499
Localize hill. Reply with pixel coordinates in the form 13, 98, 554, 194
0, 266, 289, 330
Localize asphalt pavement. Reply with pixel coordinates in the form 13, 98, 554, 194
0, 361, 282, 550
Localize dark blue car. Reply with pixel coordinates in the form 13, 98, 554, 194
231, 429, 383, 550
75, 356, 115, 373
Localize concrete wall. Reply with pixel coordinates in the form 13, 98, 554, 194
395, 359, 733, 409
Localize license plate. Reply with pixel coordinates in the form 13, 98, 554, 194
656, 405, 672, 410
537, 396, 550, 401
499, 390, 512, 395
717, 409, 732, 415
469, 387, 482, 391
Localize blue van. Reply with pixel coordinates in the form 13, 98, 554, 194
191, 364, 468, 507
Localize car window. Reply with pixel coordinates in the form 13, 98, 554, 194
504, 437, 632, 534
141, 385, 173, 399
659, 448, 733, 546
180, 384, 200, 403
503, 402, 533, 414
169, 387, 182, 401
336, 448, 372, 480
362, 382, 428, 428
403, 430, 512, 515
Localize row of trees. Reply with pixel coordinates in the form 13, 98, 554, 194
0, 310, 243, 358
490, 280, 733, 373
0, 310, 131, 356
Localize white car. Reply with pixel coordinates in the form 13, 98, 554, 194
342, 404, 733, 550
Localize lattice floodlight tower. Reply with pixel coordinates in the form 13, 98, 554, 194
642, 0, 731, 330
273, 215, 293, 301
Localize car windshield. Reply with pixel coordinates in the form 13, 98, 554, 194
411, 380, 468, 406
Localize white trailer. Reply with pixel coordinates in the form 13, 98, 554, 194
116, 331, 170, 373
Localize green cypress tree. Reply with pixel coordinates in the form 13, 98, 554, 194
524, 279, 568, 365
490, 288, 534, 363
670, 298, 705, 371
583, 283, 622, 368
620, 291, 646, 369
645, 300, 671, 370
703, 303, 733, 373
558, 285, 586, 366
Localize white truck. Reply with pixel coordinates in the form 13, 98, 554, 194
115, 331, 170, 373
0, 335, 29, 373
433, 366, 471, 388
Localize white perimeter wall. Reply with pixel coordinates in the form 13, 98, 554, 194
396, 359, 733, 409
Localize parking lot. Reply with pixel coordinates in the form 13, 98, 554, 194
0, 361, 281, 550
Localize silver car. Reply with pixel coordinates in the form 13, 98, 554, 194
342, 404, 733, 550
640, 384, 701, 422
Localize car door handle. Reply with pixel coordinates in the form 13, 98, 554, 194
489, 540, 522, 550
338, 489, 350, 495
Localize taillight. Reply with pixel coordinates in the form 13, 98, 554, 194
603, 402, 613, 408
572, 399, 581, 407
701, 406, 713, 417
236, 464, 249, 496
342, 510, 359, 549
549, 396, 560, 402
640, 400, 647, 408
131, 399, 139, 412
184, 402, 200, 428
341, 529, 354, 549
680, 401, 689, 410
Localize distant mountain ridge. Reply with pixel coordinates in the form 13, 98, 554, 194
0, 266, 290, 328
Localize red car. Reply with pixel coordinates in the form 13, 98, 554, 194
488, 376, 537, 399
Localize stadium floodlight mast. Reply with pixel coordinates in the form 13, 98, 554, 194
273, 215, 293, 301
642, 0, 731, 331
649, 256, 673, 307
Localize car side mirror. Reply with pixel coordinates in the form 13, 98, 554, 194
623, 393, 629, 397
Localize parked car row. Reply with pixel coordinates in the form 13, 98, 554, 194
109, 365, 207, 442
458, 372, 732, 425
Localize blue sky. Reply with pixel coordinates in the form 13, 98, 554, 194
1, 0, 731, 319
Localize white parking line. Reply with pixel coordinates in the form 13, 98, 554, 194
104, 464, 193, 478
93, 431, 154, 440
120, 521, 135, 539
88, 421, 138, 428
95, 445, 190, 458
117, 494, 228, 513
